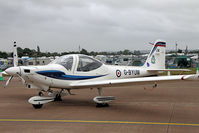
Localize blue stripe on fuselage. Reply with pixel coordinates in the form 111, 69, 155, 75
36, 70, 107, 80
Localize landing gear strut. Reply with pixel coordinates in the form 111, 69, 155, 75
48, 89, 67, 101
54, 94, 62, 101
97, 88, 109, 107
93, 88, 115, 107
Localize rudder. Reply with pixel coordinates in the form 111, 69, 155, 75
144, 40, 166, 69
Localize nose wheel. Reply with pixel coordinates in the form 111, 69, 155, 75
38, 91, 44, 96
29, 89, 67, 109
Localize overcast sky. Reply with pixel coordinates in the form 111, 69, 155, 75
0, 0, 199, 52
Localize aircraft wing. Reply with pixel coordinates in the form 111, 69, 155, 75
70, 74, 199, 89
147, 69, 191, 72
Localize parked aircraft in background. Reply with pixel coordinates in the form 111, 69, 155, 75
3, 40, 199, 109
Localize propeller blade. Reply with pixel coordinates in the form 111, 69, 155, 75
4, 76, 13, 88
13, 42, 18, 67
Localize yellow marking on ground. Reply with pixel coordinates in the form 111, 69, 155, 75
0, 119, 199, 127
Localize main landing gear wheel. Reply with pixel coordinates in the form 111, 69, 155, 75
96, 103, 109, 108
32, 104, 43, 109
93, 96, 115, 108
38, 91, 44, 96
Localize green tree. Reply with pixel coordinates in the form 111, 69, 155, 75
134, 50, 141, 55
23, 48, 32, 56
80, 48, 89, 55
46, 52, 51, 57
123, 49, 130, 55
51, 52, 60, 57
17, 47, 24, 57
0, 51, 8, 58
178, 49, 182, 53
90, 51, 98, 56
61, 52, 69, 56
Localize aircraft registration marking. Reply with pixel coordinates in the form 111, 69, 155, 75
124, 69, 140, 76
0, 119, 199, 127
116, 69, 140, 78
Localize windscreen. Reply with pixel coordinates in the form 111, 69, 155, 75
50, 55, 73, 71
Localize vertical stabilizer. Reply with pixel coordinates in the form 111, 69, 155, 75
144, 40, 166, 69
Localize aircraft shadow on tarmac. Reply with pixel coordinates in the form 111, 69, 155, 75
45, 97, 171, 118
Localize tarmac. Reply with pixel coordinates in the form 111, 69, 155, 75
0, 77, 199, 133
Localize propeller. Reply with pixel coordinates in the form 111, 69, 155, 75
4, 76, 13, 88
13, 42, 18, 67
16, 73, 26, 85
4, 42, 21, 88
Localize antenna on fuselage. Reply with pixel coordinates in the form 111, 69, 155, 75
79, 45, 81, 53
149, 42, 154, 45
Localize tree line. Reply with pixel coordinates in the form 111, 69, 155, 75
1, 45, 198, 59
1, 48, 199, 59
0, 46, 142, 59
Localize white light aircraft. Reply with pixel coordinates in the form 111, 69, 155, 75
3, 40, 199, 109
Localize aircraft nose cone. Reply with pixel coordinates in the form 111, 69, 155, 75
5, 67, 20, 75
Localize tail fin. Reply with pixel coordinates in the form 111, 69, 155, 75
144, 40, 166, 69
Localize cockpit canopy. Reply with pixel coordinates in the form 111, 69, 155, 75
77, 55, 102, 72
50, 54, 102, 72
50, 55, 73, 71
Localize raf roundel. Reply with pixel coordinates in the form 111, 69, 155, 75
116, 70, 121, 77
